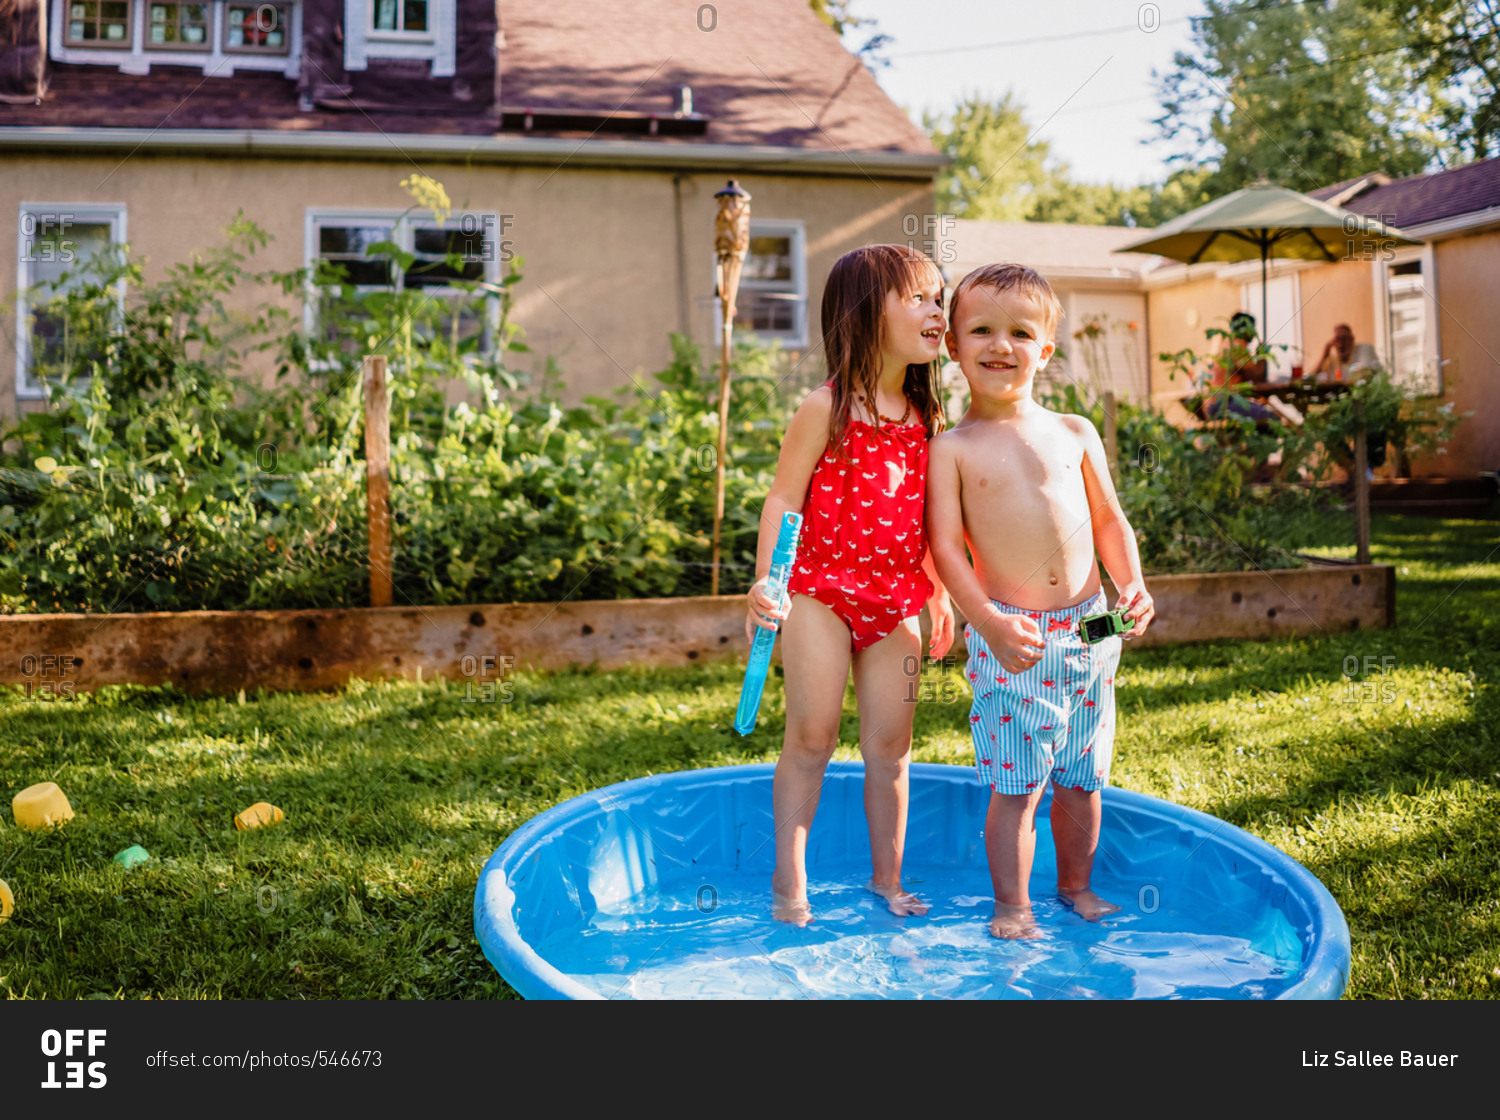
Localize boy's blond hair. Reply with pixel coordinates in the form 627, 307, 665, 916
949, 262, 1065, 340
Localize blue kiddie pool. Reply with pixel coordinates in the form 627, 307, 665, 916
474, 763, 1350, 999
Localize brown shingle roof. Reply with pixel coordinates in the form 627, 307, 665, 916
1310, 157, 1500, 228
1, 0, 935, 157
497, 0, 933, 154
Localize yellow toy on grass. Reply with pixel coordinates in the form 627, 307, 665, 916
12, 782, 74, 829
0, 878, 13, 923
234, 802, 285, 830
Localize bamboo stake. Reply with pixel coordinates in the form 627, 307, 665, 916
364, 354, 393, 608
710, 181, 751, 596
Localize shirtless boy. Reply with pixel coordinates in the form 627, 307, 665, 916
926, 263, 1155, 940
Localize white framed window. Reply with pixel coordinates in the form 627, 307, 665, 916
716, 219, 807, 349
51, 0, 302, 76
343, 0, 453, 74
1376, 246, 1442, 397
15, 203, 127, 400
64, 0, 134, 47
223, 1, 290, 53
305, 208, 501, 356
368, 0, 429, 38
146, 2, 210, 48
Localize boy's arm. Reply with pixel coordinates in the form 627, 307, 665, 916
919, 547, 953, 659
1072, 416, 1155, 637
926, 435, 1043, 669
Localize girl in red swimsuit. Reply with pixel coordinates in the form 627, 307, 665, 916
745, 245, 956, 925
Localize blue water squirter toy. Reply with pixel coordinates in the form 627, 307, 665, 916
734, 512, 803, 736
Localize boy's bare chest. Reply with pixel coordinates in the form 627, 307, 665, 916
963, 430, 1081, 496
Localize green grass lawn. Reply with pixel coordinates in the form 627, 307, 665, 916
2, 513, 1497, 1000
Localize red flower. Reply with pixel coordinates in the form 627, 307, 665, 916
970, 714, 981, 724
1042, 679, 1055, 687
1002, 762, 1014, 770
1083, 699, 1096, 707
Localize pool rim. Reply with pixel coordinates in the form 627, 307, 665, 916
474, 762, 1352, 1000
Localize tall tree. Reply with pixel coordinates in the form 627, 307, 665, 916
1375, 0, 1500, 160
926, 94, 1210, 227
925, 93, 1058, 221
808, 0, 892, 68
1154, 0, 1457, 195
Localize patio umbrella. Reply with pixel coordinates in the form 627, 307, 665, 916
1116, 182, 1418, 339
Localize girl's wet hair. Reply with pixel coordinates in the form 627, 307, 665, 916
820, 244, 945, 451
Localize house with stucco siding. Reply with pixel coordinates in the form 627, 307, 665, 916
0, 0, 944, 422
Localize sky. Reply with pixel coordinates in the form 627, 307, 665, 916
856, 0, 1208, 186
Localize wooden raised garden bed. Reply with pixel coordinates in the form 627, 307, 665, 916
1, 563, 1394, 696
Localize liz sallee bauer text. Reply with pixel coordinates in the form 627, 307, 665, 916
1302, 1052, 1458, 1068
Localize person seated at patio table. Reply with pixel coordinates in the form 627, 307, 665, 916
1203, 312, 1275, 422
1313, 323, 1355, 381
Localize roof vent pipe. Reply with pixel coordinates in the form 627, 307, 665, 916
678, 86, 693, 117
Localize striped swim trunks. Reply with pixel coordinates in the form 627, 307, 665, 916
963, 591, 1122, 796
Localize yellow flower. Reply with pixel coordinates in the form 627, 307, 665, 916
401, 174, 451, 226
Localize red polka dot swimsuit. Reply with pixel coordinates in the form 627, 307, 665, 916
786, 408, 933, 652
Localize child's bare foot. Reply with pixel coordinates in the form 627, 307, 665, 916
772, 891, 813, 927
1058, 887, 1121, 921
865, 880, 929, 917
990, 901, 1041, 940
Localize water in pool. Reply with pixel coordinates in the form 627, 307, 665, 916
532, 865, 1306, 1000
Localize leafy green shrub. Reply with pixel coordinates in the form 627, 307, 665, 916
1037, 382, 1335, 574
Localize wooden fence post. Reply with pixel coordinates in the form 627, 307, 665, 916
1102, 390, 1118, 482
363, 355, 393, 608
1353, 398, 1371, 565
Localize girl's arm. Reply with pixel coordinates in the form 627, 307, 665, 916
1073, 415, 1154, 638
745, 387, 833, 641
920, 547, 954, 659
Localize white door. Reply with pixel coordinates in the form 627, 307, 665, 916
1242, 273, 1302, 380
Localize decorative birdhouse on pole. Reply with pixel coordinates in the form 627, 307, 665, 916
710, 179, 751, 596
